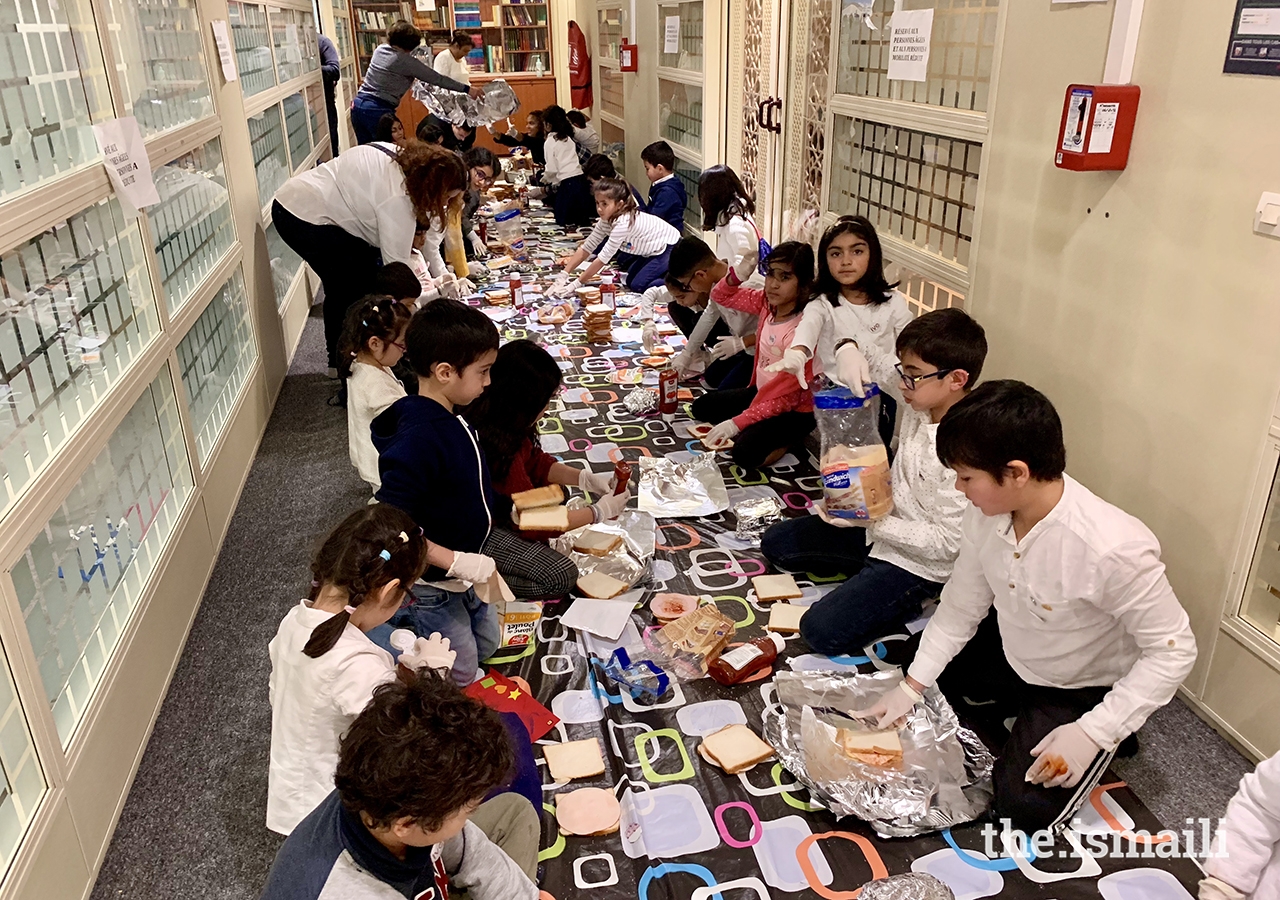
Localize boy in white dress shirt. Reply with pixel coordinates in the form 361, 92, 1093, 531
862, 380, 1197, 833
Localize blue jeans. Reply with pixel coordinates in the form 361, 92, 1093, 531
350, 93, 397, 145
615, 243, 675, 293
370, 584, 500, 685
799, 557, 943, 656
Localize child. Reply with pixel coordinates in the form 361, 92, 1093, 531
464, 340, 631, 597
641, 140, 688, 232
462, 147, 498, 259
415, 117, 444, 145
369, 263, 428, 394
260, 671, 540, 899
374, 113, 405, 145
1201, 751, 1280, 900
540, 105, 594, 227
491, 109, 545, 166
690, 241, 818, 470
552, 177, 680, 293
699, 164, 763, 285
372, 299, 503, 685
566, 109, 601, 157
762, 308, 987, 654
768, 215, 912, 448
266, 504, 449, 834
583, 153, 646, 207
339, 296, 411, 492
666, 236, 757, 390
858, 380, 1197, 833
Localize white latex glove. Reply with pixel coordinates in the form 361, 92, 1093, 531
854, 680, 924, 729
1200, 878, 1247, 900
437, 273, 462, 300
1025, 722, 1101, 789
578, 468, 617, 495
592, 488, 631, 522
446, 551, 497, 586
457, 276, 476, 294
765, 346, 812, 390
399, 633, 457, 672
835, 341, 872, 398
468, 232, 487, 257
813, 499, 867, 529
641, 323, 659, 353
710, 335, 746, 362
548, 278, 581, 300
704, 419, 740, 450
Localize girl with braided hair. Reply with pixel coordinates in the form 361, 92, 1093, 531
338, 295, 412, 493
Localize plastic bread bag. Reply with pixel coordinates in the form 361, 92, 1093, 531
762, 669, 993, 837
409, 77, 520, 127
602, 647, 671, 700
815, 384, 893, 520
552, 508, 656, 591
643, 604, 736, 681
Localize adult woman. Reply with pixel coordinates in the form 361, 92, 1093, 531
272, 141, 467, 372
352, 21, 482, 145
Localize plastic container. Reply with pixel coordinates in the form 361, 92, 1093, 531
388, 628, 417, 654
493, 209, 526, 258
815, 384, 894, 520
708, 633, 785, 685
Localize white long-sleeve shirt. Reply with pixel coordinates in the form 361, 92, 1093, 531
865, 407, 967, 582
543, 135, 583, 185
347, 361, 406, 491
267, 601, 398, 834
433, 48, 472, 85
581, 210, 679, 265
792, 290, 912, 397
273, 143, 416, 265
715, 213, 764, 287
1206, 751, 1280, 900
907, 475, 1197, 751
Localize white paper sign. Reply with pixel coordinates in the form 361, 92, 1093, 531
1088, 101, 1119, 154
211, 20, 237, 82
1239, 8, 1280, 35
92, 117, 160, 213
663, 16, 680, 54
415, 0, 436, 9
887, 8, 933, 81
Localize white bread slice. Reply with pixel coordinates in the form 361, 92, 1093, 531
767, 603, 805, 634
511, 484, 564, 510
544, 739, 606, 782
836, 727, 904, 767
573, 529, 623, 557
752, 573, 803, 603
698, 724, 775, 774
519, 506, 570, 533
576, 570, 630, 599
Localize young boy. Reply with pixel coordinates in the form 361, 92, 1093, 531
260, 671, 539, 900
373, 300, 501, 685
666, 236, 757, 390
641, 140, 688, 232
763, 308, 987, 654
861, 380, 1197, 833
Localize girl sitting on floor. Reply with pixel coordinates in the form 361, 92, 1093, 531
338, 296, 410, 494
553, 177, 681, 293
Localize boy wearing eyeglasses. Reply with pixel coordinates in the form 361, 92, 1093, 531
761, 307, 988, 655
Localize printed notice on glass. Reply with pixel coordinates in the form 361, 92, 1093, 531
92, 117, 160, 213
1224, 0, 1280, 75
887, 8, 933, 81
211, 20, 237, 82
664, 16, 681, 54
1088, 101, 1119, 153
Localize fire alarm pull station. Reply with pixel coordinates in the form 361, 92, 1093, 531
619, 40, 638, 72
1055, 84, 1140, 171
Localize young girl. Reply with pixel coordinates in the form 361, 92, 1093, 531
691, 241, 819, 469
491, 109, 546, 166
464, 340, 631, 598
768, 215, 911, 448
267, 504, 443, 834
338, 296, 411, 493
553, 178, 680, 293
540, 105, 594, 227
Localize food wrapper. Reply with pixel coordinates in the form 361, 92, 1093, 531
638, 452, 729, 518
410, 77, 520, 126
624, 387, 659, 415
644, 604, 736, 681
733, 496, 784, 541
860, 874, 955, 900
762, 669, 993, 837
552, 508, 656, 592
496, 600, 542, 648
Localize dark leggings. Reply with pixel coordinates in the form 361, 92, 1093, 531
690, 386, 816, 470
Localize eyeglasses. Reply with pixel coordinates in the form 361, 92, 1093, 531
667, 275, 693, 293
391, 339, 407, 352
896, 362, 955, 390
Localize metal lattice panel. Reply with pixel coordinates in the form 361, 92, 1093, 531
737, 0, 764, 197
888, 261, 966, 315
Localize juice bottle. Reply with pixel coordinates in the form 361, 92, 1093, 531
708, 634, 785, 685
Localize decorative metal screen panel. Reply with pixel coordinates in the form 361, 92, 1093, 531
780, 0, 833, 224
658, 2, 703, 72
886, 260, 965, 316
599, 66, 624, 117
659, 79, 703, 155
282, 90, 311, 170
836, 0, 999, 112
229, 1, 276, 98
736, 0, 764, 197
828, 115, 980, 267
249, 104, 290, 211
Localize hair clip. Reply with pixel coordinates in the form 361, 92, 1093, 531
361, 320, 369, 327
379, 549, 392, 561
398, 531, 410, 543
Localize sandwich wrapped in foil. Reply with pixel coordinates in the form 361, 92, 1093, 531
860, 874, 955, 900
409, 78, 520, 126
638, 452, 729, 518
733, 496, 784, 541
552, 508, 655, 590
762, 669, 993, 837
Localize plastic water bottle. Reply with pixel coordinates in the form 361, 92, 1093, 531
534, 54, 545, 77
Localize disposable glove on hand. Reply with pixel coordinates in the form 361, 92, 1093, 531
710, 335, 746, 362
548, 278, 581, 300
1200, 878, 1247, 900
592, 489, 631, 522
467, 232, 487, 257
641, 323, 659, 353
704, 419, 740, 449
446, 552, 497, 586
835, 342, 872, 398
1025, 722, 1101, 788
457, 277, 476, 294
437, 274, 462, 300
399, 633, 457, 672
854, 680, 924, 729
578, 468, 617, 495
766, 347, 811, 390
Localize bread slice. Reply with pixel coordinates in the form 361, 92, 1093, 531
752, 573, 803, 603
544, 739, 606, 782
836, 727, 904, 768
767, 603, 805, 634
573, 529, 623, 557
576, 570, 630, 599
511, 484, 564, 511
519, 506, 569, 533
698, 724, 775, 775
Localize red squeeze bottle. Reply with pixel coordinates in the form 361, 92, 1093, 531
658, 365, 678, 421
613, 460, 631, 495
708, 634, 785, 686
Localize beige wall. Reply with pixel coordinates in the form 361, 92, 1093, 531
972, 1, 1280, 753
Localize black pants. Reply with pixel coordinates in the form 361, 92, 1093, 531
667, 303, 752, 390
690, 386, 816, 470
552, 174, 594, 227
272, 200, 382, 370
929, 611, 1116, 833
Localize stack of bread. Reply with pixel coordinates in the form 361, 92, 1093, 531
513, 485, 569, 534
484, 288, 511, 306
582, 304, 614, 343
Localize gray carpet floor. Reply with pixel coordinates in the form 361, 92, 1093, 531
88, 307, 1255, 899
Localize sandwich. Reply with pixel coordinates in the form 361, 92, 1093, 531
698, 724, 775, 775
835, 727, 903, 768
573, 529, 623, 557
576, 570, 630, 599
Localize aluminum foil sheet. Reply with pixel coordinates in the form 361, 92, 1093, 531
552, 508, 656, 590
409, 78, 520, 126
624, 387, 658, 416
637, 452, 729, 518
860, 874, 955, 900
733, 496, 784, 541
762, 669, 993, 837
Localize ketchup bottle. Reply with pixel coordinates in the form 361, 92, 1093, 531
613, 459, 632, 495
658, 364, 678, 421
508, 272, 523, 306
600, 275, 616, 308
708, 634, 785, 686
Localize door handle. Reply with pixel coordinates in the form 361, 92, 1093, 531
756, 99, 767, 128
766, 97, 783, 133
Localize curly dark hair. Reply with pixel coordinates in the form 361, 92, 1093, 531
335, 669, 513, 831
463, 340, 562, 482
395, 140, 468, 227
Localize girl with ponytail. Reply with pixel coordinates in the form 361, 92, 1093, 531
266, 504, 451, 836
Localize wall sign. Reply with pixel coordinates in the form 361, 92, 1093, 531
1224, 0, 1280, 75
